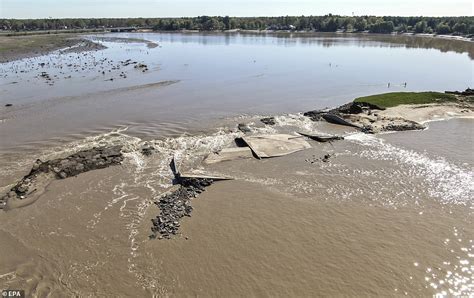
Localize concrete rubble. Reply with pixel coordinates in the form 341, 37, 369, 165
0, 146, 123, 209
304, 102, 426, 133
204, 147, 254, 164
260, 117, 276, 125
242, 134, 312, 159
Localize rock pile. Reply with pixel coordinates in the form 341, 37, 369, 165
39, 71, 55, 85
330, 101, 385, 114
445, 88, 474, 96
260, 117, 276, 125
304, 101, 425, 133
305, 153, 333, 164
151, 178, 213, 239
47, 146, 123, 179
134, 63, 148, 72
346, 114, 425, 133
0, 146, 123, 209
303, 110, 326, 121
238, 123, 252, 133
140, 143, 156, 156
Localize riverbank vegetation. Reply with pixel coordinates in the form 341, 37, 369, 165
354, 92, 458, 108
1, 15, 473, 36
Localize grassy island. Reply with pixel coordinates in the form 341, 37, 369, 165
354, 92, 458, 108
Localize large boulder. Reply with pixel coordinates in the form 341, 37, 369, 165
303, 110, 326, 121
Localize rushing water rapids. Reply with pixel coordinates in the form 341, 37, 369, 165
0, 33, 473, 296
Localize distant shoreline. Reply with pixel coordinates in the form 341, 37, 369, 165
2, 28, 473, 42
1, 30, 472, 64
155, 29, 474, 42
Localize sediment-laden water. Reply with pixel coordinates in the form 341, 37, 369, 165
0, 33, 472, 296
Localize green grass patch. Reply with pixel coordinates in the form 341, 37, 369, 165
354, 92, 457, 108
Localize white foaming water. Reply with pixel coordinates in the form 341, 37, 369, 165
85, 127, 249, 291
346, 133, 473, 206
0, 126, 139, 195
274, 113, 321, 132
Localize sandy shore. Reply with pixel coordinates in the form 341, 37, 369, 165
91, 36, 159, 48
378, 102, 474, 124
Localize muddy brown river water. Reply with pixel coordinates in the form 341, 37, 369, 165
0, 33, 473, 297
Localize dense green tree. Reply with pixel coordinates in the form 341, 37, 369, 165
354, 18, 367, 31
1, 16, 472, 36
223, 16, 231, 30
397, 23, 408, 32
414, 21, 427, 33
369, 21, 394, 33
321, 17, 338, 32
436, 22, 452, 34
452, 22, 467, 34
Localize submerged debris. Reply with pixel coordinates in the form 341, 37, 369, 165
305, 153, 333, 164
140, 143, 156, 156
297, 132, 343, 143
321, 153, 332, 162
260, 117, 276, 125
151, 178, 214, 239
238, 123, 252, 133
134, 63, 148, 72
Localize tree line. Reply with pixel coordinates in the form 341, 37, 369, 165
1, 15, 473, 36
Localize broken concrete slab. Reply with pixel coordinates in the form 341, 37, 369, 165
179, 172, 233, 181
241, 134, 311, 159
297, 132, 344, 142
151, 157, 233, 239
170, 157, 233, 181
322, 113, 362, 129
204, 147, 254, 164
303, 110, 327, 121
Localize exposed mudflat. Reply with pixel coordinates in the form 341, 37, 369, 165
0, 34, 105, 63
